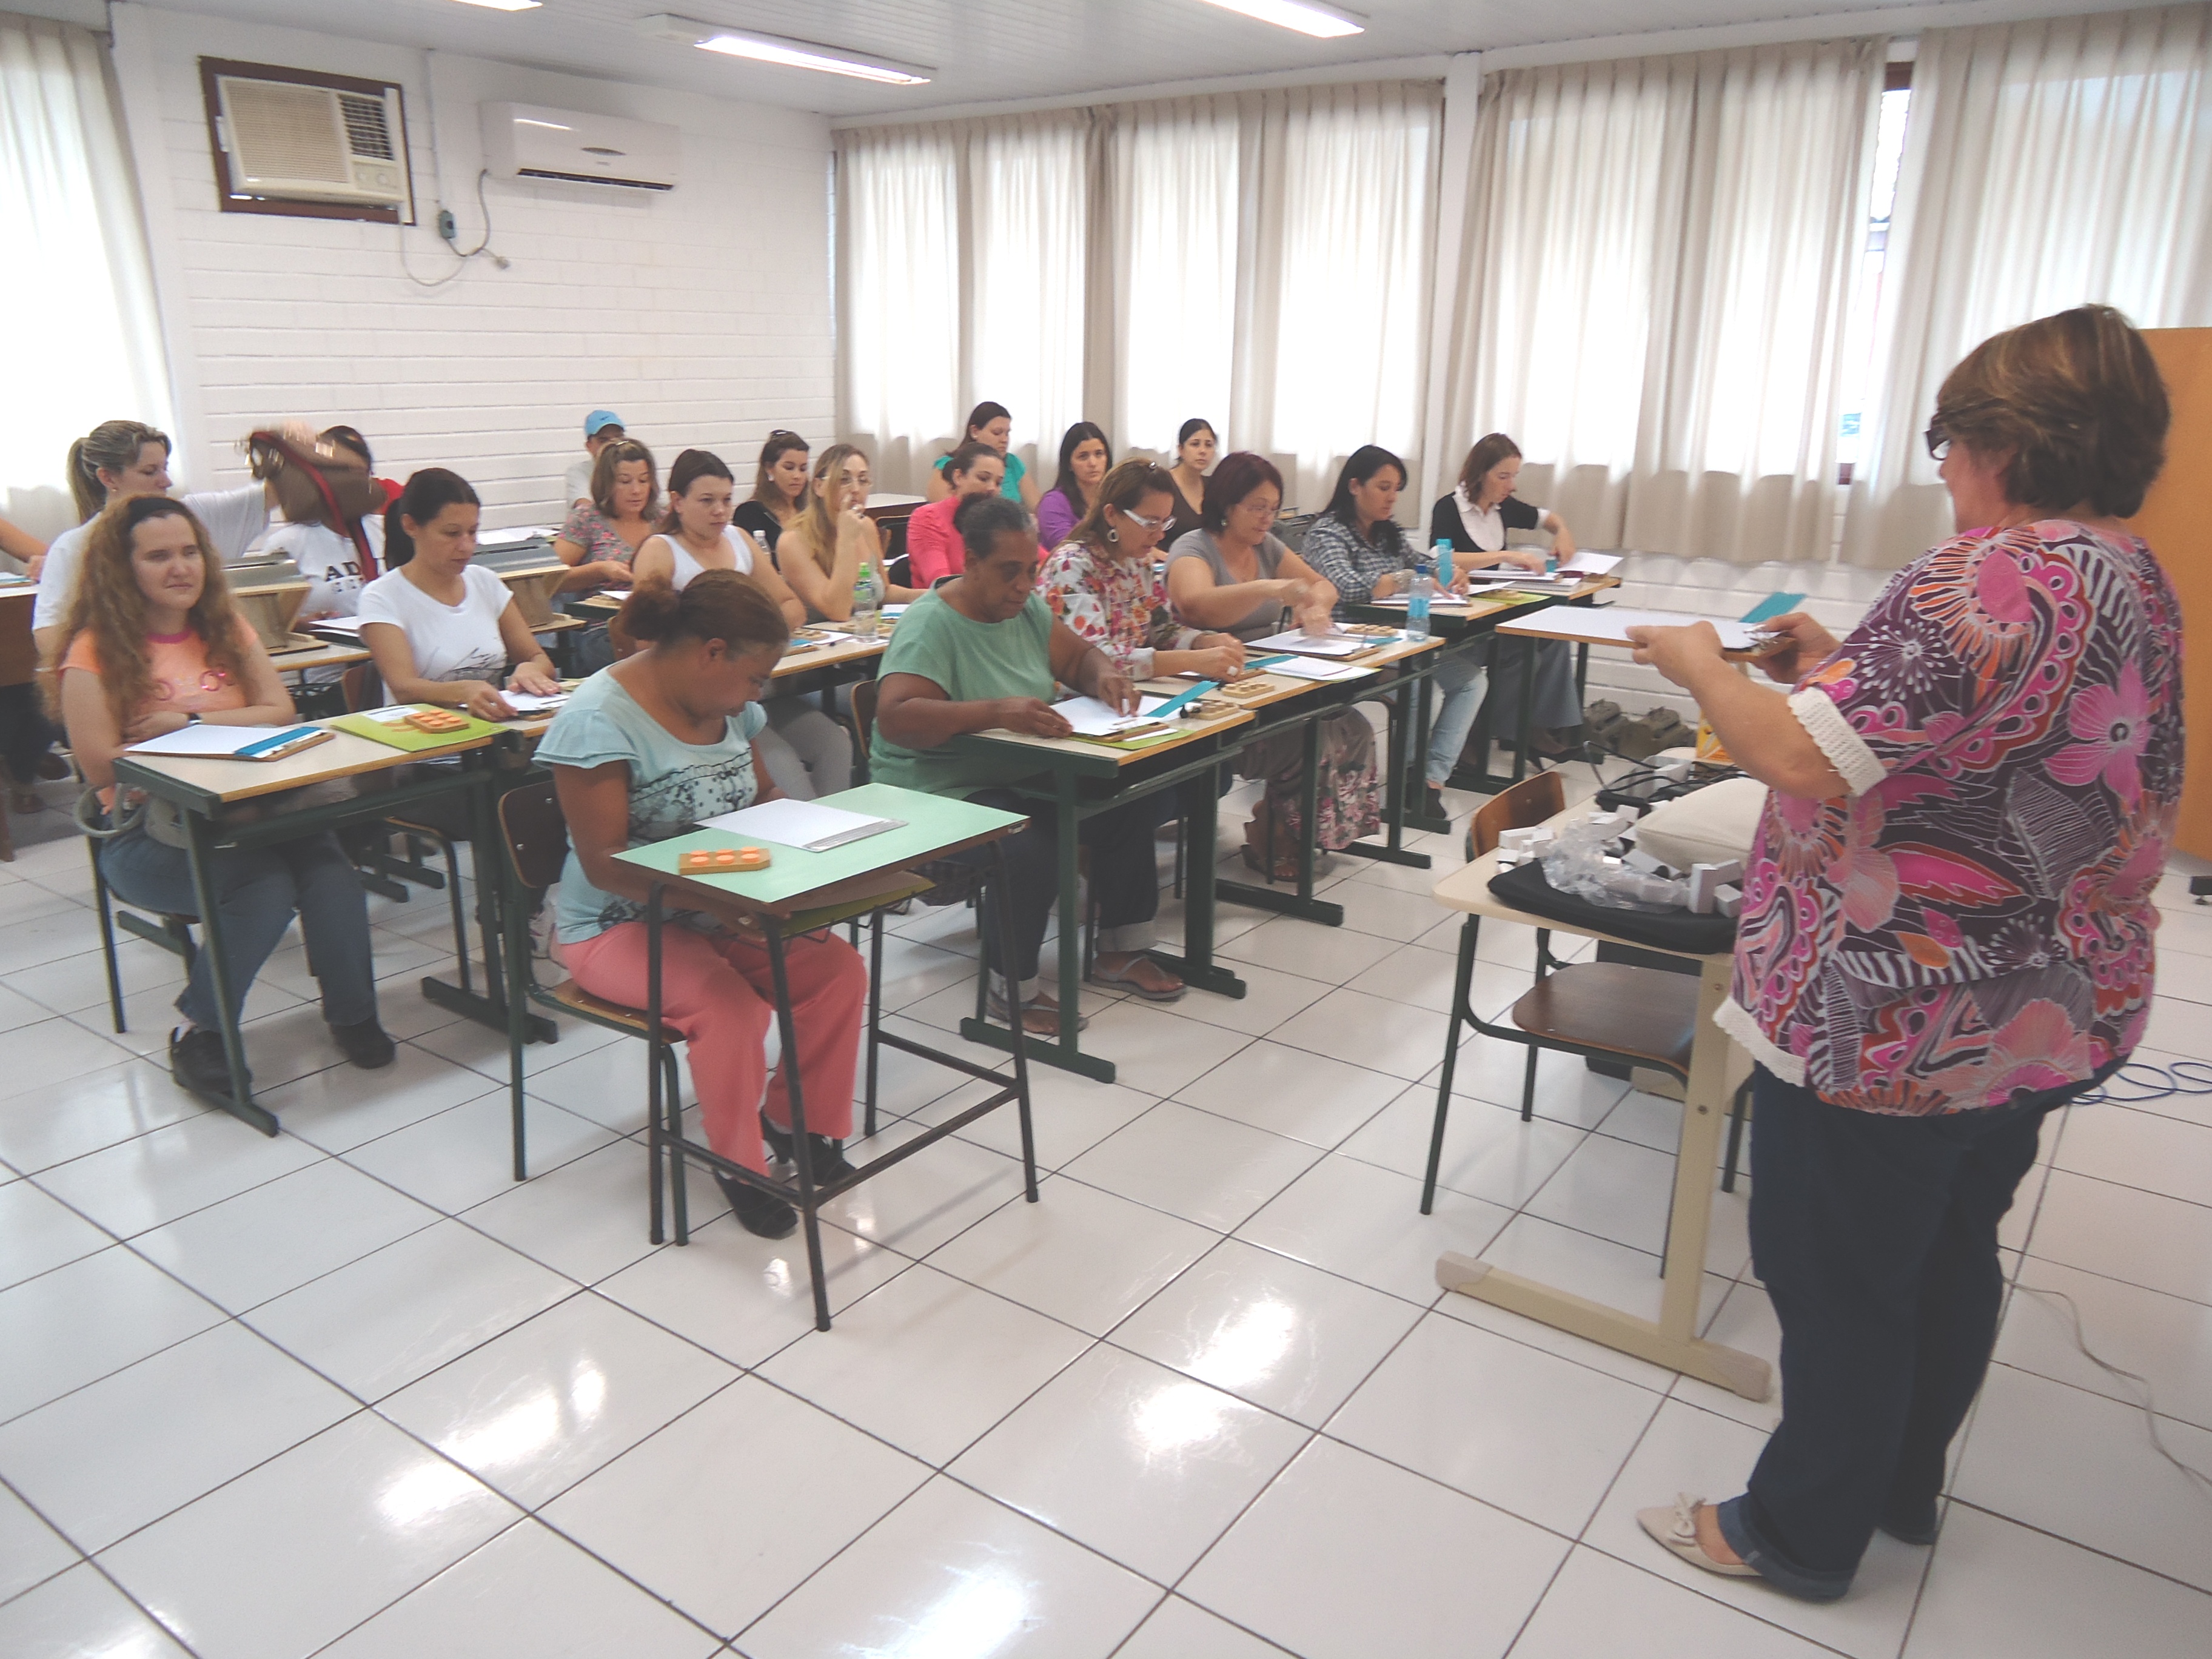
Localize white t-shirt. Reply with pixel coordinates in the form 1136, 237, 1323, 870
263, 517, 385, 619
358, 563, 513, 683
563, 456, 595, 510
32, 484, 270, 632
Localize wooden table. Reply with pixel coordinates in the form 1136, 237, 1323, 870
110, 719, 531, 1133
1426, 820, 1769, 1401
947, 700, 1258, 1083
492, 561, 573, 629
609, 784, 1032, 1330
267, 640, 371, 678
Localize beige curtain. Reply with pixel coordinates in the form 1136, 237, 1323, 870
0, 14, 172, 535
1843, 4, 2212, 567
1436, 39, 1881, 562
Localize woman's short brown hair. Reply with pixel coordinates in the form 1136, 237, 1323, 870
1458, 433, 1523, 499
1201, 452, 1284, 533
1934, 304, 2170, 519
620, 568, 790, 657
591, 439, 660, 521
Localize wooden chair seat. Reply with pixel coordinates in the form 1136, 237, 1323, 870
1510, 961, 1698, 1077
548, 978, 679, 1042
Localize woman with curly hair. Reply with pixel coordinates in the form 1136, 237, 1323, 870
58, 497, 390, 1102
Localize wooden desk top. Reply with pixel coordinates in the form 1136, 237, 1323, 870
965, 700, 1255, 771
268, 642, 372, 674
776, 632, 888, 677
113, 722, 497, 807
0, 586, 35, 689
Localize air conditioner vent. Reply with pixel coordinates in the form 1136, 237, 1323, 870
338, 92, 395, 160
226, 78, 349, 186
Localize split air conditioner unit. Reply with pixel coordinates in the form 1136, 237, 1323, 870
481, 103, 680, 191
212, 73, 410, 208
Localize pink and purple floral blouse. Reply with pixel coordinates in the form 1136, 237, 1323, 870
1717, 520, 2184, 1115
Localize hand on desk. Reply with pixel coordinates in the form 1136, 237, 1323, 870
508, 662, 562, 699
123, 709, 190, 742
995, 697, 1075, 739
454, 680, 518, 722
1188, 635, 1246, 680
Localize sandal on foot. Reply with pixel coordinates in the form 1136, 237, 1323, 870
1638, 1495, 1760, 1580
1087, 954, 1185, 1002
986, 988, 1088, 1035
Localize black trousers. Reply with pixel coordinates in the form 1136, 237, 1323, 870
1721, 1060, 2114, 1594
949, 788, 1171, 989
0, 684, 58, 783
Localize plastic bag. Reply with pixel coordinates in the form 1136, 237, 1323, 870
1541, 815, 1688, 912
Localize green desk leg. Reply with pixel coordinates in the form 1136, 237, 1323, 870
1510, 640, 1538, 786
180, 806, 278, 1136
503, 820, 531, 1184
960, 768, 1116, 1084
1151, 762, 1245, 998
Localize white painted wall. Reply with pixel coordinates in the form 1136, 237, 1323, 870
106, 4, 833, 529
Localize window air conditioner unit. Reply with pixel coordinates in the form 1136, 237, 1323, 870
481, 103, 680, 191
213, 74, 409, 207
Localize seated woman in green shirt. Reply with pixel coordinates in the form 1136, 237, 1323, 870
872, 495, 1185, 1029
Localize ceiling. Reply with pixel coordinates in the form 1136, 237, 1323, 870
99, 0, 1941, 116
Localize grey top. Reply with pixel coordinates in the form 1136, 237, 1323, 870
1164, 528, 1292, 642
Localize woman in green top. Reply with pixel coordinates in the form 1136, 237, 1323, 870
922, 401, 1037, 508
873, 495, 1185, 1029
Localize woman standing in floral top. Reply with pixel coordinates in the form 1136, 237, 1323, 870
1039, 460, 1245, 683
1624, 306, 2180, 1604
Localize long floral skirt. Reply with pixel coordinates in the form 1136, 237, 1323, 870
1240, 707, 1382, 852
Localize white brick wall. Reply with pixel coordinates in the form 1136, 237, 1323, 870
111, 7, 833, 531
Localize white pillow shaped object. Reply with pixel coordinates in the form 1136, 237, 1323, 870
1634, 776, 1769, 871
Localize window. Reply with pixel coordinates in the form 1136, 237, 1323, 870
1835, 69, 1914, 484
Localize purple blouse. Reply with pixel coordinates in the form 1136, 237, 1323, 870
1718, 521, 2184, 1115
1036, 488, 1082, 550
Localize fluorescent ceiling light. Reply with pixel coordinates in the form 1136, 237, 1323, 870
636, 15, 933, 84
448, 0, 542, 12
1195, 0, 1365, 38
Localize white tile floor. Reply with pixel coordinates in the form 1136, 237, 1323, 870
3, 771, 2211, 1658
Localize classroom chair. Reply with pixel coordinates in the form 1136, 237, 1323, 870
1423, 771, 1751, 1230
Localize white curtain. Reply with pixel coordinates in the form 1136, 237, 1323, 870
1245, 82, 1438, 509
837, 124, 961, 489
968, 112, 1092, 477
837, 81, 1441, 504
0, 14, 171, 538
1441, 40, 1880, 562
1845, 4, 2212, 566
1113, 99, 1240, 459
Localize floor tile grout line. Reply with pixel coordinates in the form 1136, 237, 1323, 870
0, 1470, 212, 1658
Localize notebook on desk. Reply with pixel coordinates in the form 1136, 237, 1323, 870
697, 796, 905, 853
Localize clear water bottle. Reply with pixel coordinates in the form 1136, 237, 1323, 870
850, 561, 879, 636
1432, 537, 1455, 592
1406, 557, 1435, 640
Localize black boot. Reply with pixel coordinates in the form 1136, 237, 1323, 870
714, 1170, 798, 1239
330, 1017, 397, 1069
169, 1027, 247, 1099
760, 1109, 856, 1184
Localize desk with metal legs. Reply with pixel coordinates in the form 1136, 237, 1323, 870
1426, 835, 1771, 1402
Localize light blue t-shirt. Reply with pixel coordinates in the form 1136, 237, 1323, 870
535, 670, 769, 943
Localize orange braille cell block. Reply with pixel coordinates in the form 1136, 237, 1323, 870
679, 846, 770, 875
405, 709, 471, 733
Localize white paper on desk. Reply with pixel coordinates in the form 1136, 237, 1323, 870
1247, 629, 1371, 658
303, 616, 369, 637
500, 692, 570, 714
697, 796, 905, 852
477, 526, 552, 546
1265, 657, 1374, 683
1559, 552, 1621, 577
1503, 605, 1759, 650
125, 723, 318, 759
1051, 695, 1172, 736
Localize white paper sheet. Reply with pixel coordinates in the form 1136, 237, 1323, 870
1247, 630, 1372, 658
500, 692, 570, 714
303, 617, 370, 637
696, 796, 905, 851
1265, 657, 1375, 683
1051, 695, 1173, 737
1559, 552, 1622, 577
1500, 606, 1759, 650
125, 723, 323, 759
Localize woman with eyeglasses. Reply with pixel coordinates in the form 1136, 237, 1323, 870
1166, 451, 1381, 878
1624, 306, 2180, 1604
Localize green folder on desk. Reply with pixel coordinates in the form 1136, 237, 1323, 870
617, 783, 1026, 907
327, 708, 508, 752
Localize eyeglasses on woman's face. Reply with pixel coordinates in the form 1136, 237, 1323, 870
1924, 424, 1952, 461
1117, 508, 1166, 531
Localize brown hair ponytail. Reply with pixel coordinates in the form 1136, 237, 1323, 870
620, 569, 789, 657
67, 420, 171, 523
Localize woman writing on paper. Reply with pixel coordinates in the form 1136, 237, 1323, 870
1166, 451, 1381, 878
1305, 446, 1486, 820
1429, 434, 1584, 759
58, 496, 392, 1102
873, 494, 1187, 1023
542, 571, 868, 1241
360, 469, 562, 723
1622, 306, 2179, 1604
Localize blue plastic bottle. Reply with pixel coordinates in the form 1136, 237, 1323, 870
1406, 558, 1434, 640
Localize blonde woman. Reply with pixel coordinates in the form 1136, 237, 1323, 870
773, 444, 918, 622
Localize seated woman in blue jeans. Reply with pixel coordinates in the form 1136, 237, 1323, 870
58, 495, 392, 1102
